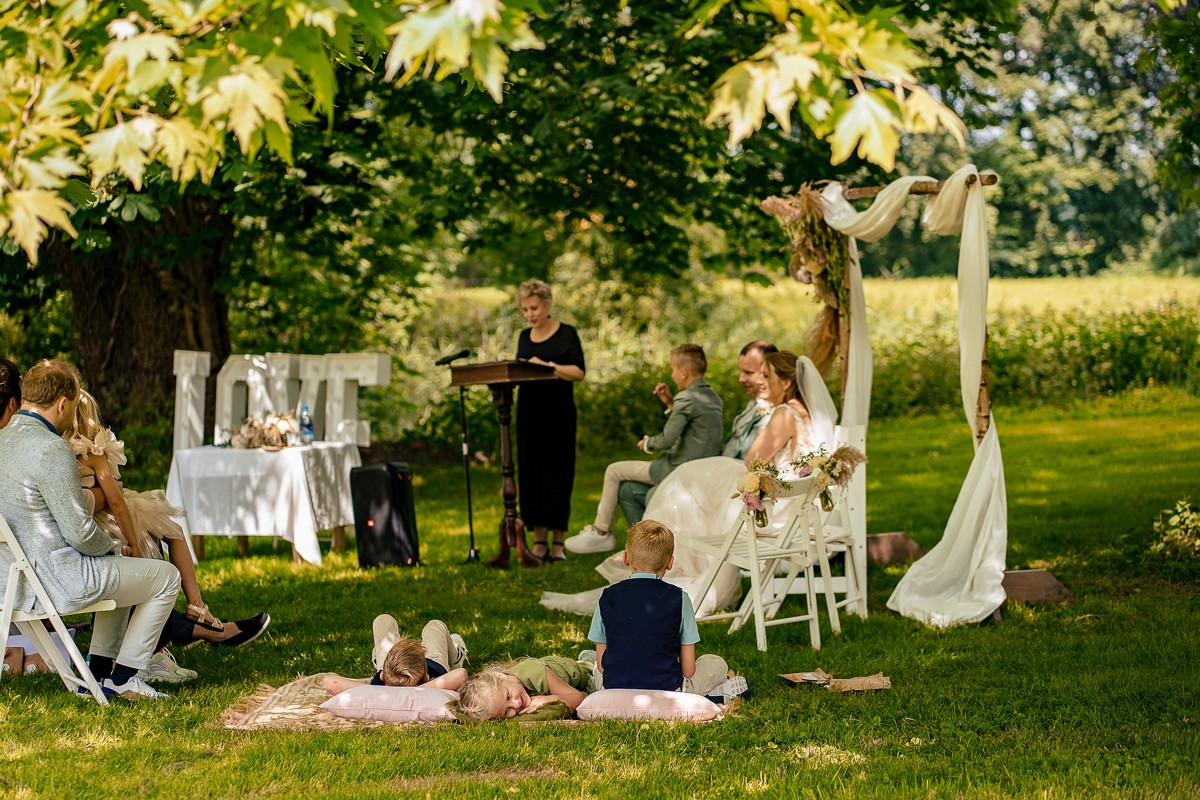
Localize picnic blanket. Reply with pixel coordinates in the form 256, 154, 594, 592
222, 673, 394, 731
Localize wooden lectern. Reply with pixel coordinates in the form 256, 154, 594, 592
450, 360, 559, 567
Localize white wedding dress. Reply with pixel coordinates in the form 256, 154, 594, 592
541, 368, 835, 617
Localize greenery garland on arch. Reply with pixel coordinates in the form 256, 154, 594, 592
761, 185, 851, 375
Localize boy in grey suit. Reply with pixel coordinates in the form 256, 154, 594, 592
617, 340, 777, 526
0, 360, 180, 701
566, 345, 723, 554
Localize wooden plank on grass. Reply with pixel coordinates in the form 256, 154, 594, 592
1003, 569, 1074, 604
867, 532, 925, 564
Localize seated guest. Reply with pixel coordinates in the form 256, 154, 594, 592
615, 340, 777, 526
0, 359, 181, 701
586, 520, 747, 701
0, 357, 19, 428
565, 344, 723, 554
63, 388, 269, 683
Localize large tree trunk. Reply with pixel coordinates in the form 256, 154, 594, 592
46, 192, 233, 444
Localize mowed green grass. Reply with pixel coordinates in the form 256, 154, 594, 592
1, 390, 1198, 799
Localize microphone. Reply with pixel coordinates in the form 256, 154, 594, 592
434, 349, 471, 367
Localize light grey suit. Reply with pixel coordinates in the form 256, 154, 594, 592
644, 378, 724, 483
0, 413, 180, 670
0, 414, 122, 614
721, 399, 771, 460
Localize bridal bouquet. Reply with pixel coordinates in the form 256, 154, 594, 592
230, 412, 299, 449
792, 444, 869, 511
733, 459, 791, 528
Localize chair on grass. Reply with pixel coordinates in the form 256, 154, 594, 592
0, 515, 115, 705
685, 477, 823, 652
779, 424, 869, 628
773, 482, 863, 636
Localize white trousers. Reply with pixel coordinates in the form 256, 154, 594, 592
89, 556, 181, 670
594, 460, 655, 533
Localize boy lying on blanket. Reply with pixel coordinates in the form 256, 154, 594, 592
323, 616, 469, 694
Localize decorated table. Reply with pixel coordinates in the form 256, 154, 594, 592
165, 441, 361, 565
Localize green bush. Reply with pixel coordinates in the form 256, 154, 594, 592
1144, 498, 1200, 580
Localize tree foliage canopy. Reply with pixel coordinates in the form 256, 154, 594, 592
1, 0, 988, 264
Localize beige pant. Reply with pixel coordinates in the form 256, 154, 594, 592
372, 616, 465, 672
594, 460, 655, 533
591, 654, 730, 696
89, 556, 181, 670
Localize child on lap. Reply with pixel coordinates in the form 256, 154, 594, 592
323, 617, 469, 694
588, 520, 746, 700
456, 655, 592, 720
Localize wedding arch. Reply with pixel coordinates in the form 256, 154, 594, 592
765, 164, 1007, 628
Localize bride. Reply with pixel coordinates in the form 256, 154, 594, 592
541, 352, 837, 616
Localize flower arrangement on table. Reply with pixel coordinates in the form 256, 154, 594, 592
792, 444, 869, 511
733, 459, 791, 528
229, 412, 299, 449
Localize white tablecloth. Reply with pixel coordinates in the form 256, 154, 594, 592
166, 442, 361, 565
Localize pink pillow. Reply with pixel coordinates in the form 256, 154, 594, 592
576, 689, 722, 722
320, 685, 458, 723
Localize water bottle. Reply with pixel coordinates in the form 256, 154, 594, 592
299, 404, 314, 444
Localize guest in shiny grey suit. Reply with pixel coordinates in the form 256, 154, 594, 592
617, 340, 777, 526
0, 359, 180, 701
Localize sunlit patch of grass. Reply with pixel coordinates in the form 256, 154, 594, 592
784, 742, 868, 767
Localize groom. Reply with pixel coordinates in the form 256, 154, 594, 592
616, 340, 778, 526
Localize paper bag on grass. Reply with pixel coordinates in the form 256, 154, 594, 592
780, 668, 891, 692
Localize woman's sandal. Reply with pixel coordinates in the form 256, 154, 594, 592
185, 602, 225, 633
548, 540, 568, 562
530, 541, 550, 561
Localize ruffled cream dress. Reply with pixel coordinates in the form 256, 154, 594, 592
71, 428, 186, 560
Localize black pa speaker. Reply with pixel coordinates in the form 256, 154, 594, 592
350, 462, 420, 567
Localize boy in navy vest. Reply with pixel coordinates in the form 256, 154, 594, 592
586, 520, 747, 700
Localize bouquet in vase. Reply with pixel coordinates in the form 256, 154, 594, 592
733, 459, 791, 528
792, 444, 868, 511
229, 411, 299, 449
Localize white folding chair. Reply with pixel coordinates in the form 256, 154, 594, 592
772, 483, 863, 636
0, 516, 116, 704
686, 477, 823, 652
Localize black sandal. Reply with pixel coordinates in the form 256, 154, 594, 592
530, 541, 550, 560
548, 539, 567, 562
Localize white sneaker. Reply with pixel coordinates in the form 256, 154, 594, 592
139, 649, 197, 684
713, 675, 749, 701
450, 633, 469, 668
102, 675, 171, 701
564, 525, 616, 554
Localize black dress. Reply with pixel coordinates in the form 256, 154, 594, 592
516, 323, 586, 531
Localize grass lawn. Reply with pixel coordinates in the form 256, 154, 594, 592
2, 389, 1198, 799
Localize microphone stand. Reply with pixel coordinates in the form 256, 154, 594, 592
435, 349, 478, 563
457, 383, 479, 563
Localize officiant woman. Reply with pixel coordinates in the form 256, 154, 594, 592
514, 280, 586, 564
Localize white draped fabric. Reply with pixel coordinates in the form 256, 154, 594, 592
821, 165, 1008, 627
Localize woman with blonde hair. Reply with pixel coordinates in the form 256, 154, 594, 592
514, 279, 586, 563
65, 389, 270, 681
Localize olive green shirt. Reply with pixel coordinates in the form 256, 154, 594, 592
507, 656, 592, 695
